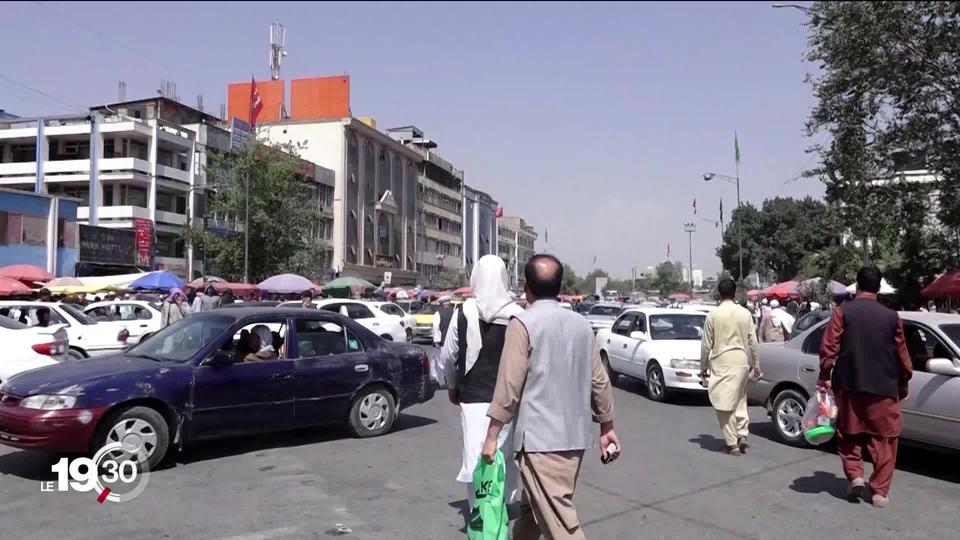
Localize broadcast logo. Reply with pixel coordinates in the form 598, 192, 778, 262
40, 443, 150, 503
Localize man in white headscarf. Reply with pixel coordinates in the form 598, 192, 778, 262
440, 255, 524, 509
770, 299, 796, 339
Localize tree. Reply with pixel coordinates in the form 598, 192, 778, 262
561, 263, 579, 293
717, 203, 762, 281
433, 269, 467, 289
578, 269, 609, 297
651, 261, 687, 295
188, 140, 326, 283
804, 1, 960, 301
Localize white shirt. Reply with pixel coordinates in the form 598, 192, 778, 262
432, 311, 442, 344
771, 307, 796, 334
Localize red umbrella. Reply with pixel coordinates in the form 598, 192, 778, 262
0, 276, 32, 296
668, 292, 691, 301
746, 289, 761, 298
922, 270, 960, 299
763, 280, 801, 300
0, 264, 54, 282
453, 286, 472, 297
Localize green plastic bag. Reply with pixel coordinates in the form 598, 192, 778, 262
468, 450, 508, 540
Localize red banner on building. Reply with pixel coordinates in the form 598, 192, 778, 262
133, 218, 154, 269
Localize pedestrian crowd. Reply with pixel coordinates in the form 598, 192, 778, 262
430, 255, 912, 539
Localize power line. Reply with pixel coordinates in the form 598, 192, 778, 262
0, 73, 78, 110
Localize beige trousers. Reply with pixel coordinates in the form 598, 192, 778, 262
716, 391, 750, 447
512, 450, 586, 540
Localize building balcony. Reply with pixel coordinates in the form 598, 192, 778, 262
0, 158, 154, 184
78, 205, 150, 223
156, 163, 190, 183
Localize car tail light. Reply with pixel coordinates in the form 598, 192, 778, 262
421, 351, 430, 372
33, 342, 66, 356
118, 329, 130, 342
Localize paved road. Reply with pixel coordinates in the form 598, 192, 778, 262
0, 348, 958, 539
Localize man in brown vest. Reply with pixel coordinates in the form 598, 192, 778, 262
819, 266, 913, 508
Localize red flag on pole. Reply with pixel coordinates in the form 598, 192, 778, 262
249, 76, 264, 127
494, 206, 504, 218
692, 198, 697, 215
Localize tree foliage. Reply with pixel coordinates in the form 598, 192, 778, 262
718, 198, 838, 282
804, 1, 960, 301
188, 140, 327, 283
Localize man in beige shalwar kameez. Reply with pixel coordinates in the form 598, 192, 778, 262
699, 278, 760, 456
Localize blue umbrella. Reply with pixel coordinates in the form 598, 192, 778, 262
129, 271, 186, 291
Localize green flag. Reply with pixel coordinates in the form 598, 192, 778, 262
734, 132, 741, 165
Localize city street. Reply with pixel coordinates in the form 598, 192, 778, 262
0, 348, 957, 540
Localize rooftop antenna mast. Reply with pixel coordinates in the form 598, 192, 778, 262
269, 22, 288, 81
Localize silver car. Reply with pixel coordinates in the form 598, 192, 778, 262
585, 302, 624, 334
749, 311, 960, 450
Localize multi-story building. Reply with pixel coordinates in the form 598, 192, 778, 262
462, 184, 498, 277
262, 118, 420, 285
498, 216, 537, 289
0, 97, 231, 277
386, 126, 464, 286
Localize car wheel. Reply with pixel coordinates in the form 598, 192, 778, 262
600, 351, 618, 385
646, 362, 669, 402
772, 388, 808, 447
348, 386, 396, 438
93, 406, 170, 471
381, 334, 394, 341
405, 328, 413, 342
68, 348, 87, 361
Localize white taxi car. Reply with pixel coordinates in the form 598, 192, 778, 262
278, 299, 407, 342
84, 300, 162, 344
0, 316, 69, 383
0, 301, 129, 359
597, 308, 707, 402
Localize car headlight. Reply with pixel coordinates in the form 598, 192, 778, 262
669, 358, 700, 369
20, 394, 77, 410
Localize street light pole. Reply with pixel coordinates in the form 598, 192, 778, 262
683, 222, 696, 290
703, 172, 743, 279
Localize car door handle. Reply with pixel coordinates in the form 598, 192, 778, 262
606, 339, 610, 344
623, 344, 628, 348
372, 322, 380, 326
801, 367, 816, 373
273, 373, 293, 380
139, 324, 149, 328
355, 364, 369, 373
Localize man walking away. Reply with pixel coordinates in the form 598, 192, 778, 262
819, 266, 912, 508
301, 289, 316, 309
433, 299, 455, 349
700, 277, 760, 456
481, 254, 620, 540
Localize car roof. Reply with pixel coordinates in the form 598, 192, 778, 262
85, 300, 155, 308
0, 301, 64, 307
900, 311, 960, 325
590, 302, 624, 308
623, 307, 707, 317
214, 306, 337, 317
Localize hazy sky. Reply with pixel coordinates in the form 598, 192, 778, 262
2, 1, 822, 277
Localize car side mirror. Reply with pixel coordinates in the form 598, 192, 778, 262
630, 331, 647, 341
926, 358, 960, 377
207, 349, 237, 367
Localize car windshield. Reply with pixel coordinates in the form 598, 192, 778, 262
589, 306, 622, 317
938, 324, 960, 350
59, 303, 98, 325
126, 314, 233, 362
649, 314, 706, 340
792, 310, 831, 336
418, 305, 440, 315
0, 316, 28, 330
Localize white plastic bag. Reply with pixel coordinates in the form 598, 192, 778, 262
801, 389, 837, 445
430, 352, 457, 389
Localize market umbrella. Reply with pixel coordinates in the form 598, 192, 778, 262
258, 273, 316, 294
322, 276, 375, 294
417, 289, 436, 300
763, 280, 801, 300
668, 292, 691, 301
189, 276, 225, 289
0, 276, 32, 296
846, 279, 896, 296
453, 286, 472, 297
45, 276, 83, 288
922, 270, 960, 299
129, 271, 186, 291
746, 289, 761, 299
0, 264, 54, 283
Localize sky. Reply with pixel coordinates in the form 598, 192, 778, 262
1, 1, 822, 278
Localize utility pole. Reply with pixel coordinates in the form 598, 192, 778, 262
684, 222, 696, 290
269, 23, 288, 81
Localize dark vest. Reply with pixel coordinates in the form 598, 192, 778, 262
833, 298, 902, 398
455, 307, 507, 403
439, 305, 455, 345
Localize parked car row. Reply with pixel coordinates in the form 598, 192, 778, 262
0, 307, 437, 469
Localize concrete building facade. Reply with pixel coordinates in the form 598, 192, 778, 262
263, 118, 421, 286
462, 184, 498, 278
498, 216, 537, 290
0, 188, 79, 276
0, 97, 229, 277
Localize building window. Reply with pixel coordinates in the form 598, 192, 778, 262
21, 215, 47, 246
377, 150, 390, 200
57, 219, 77, 249
11, 144, 36, 162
